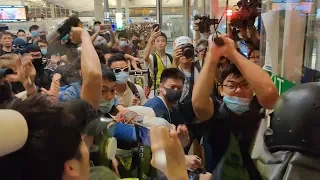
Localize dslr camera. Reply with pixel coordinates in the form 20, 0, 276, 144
194, 15, 219, 34
181, 44, 195, 59
229, 0, 261, 28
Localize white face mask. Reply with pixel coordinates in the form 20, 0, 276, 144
119, 40, 127, 48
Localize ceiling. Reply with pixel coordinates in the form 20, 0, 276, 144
44, 0, 185, 12
44, 0, 235, 13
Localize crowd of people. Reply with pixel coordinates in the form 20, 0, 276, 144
2, 14, 310, 180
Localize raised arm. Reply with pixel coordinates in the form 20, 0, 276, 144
212, 36, 278, 109
107, 31, 116, 48
192, 41, 220, 121
143, 29, 160, 65
224, 38, 278, 109
71, 27, 102, 110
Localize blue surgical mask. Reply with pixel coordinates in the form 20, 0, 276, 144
223, 95, 251, 115
31, 30, 39, 37
61, 34, 69, 41
115, 71, 129, 84
41, 48, 47, 55
119, 40, 127, 48
99, 98, 115, 114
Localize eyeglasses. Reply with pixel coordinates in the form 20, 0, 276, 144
113, 67, 129, 73
220, 83, 250, 92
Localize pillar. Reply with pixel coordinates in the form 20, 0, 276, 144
116, 0, 121, 13
50, 4, 55, 18
94, 0, 104, 22
125, 0, 129, 23
156, 0, 162, 25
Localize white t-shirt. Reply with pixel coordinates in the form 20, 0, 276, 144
147, 54, 172, 76
116, 83, 147, 107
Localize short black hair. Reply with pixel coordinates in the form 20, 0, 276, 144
107, 53, 127, 67
3, 94, 82, 180
131, 32, 139, 38
29, 25, 39, 32
101, 65, 116, 82
17, 29, 26, 35
220, 63, 242, 84
160, 68, 185, 83
1, 31, 13, 38
35, 39, 48, 46
95, 45, 121, 55
94, 21, 101, 26
118, 32, 128, 39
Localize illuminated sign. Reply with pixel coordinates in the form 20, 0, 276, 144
115, 12, 123, 30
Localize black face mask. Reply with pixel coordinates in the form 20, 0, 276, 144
32, 58, 43, 71
132, 40, 139, 45
164, 87, 182, 103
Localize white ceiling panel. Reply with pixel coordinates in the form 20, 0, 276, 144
44, 0, 186, 12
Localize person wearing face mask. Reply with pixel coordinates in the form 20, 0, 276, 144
35, 39, 48, 57
28, 25, 40, 44
144, 68, 184, 123
108, 53, 147, 107
130, 32, 141, 57
113, 32, 133, 55
23, 44, 51, 90
192, 36, 279, 179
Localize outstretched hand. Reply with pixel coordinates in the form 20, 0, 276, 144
17, 54, 36, 87
150, 126, 188, 179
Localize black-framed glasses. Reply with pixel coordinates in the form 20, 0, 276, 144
220, 83, 250, 92
113, 67, 129, 73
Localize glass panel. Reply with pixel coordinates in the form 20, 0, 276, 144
161, 0, 184, 44
261, 0, 317, 84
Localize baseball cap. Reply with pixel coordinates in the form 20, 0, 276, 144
173, 36, 192, 49
0, 68, 14, 78
13, 37, 26, 48
93, 36, 107, 46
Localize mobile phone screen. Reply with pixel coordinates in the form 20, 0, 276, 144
135, 123, 151, 147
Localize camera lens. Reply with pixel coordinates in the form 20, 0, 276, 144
183, 45, 195, 59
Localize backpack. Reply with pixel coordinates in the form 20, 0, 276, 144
127, 81, 140, 100
151, 53, 173, 96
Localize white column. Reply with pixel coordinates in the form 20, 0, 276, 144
94, 0, 104, 22
50, 4, 55, 18
125, 0, 129, 23
116, 0, 122, 13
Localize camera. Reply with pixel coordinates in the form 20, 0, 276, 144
194, 15, 218, 34
229, 0, 261, 28
57, 15, 82, 40
181, 44, 195, 59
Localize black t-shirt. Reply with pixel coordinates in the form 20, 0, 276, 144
204, 96, 264, 179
